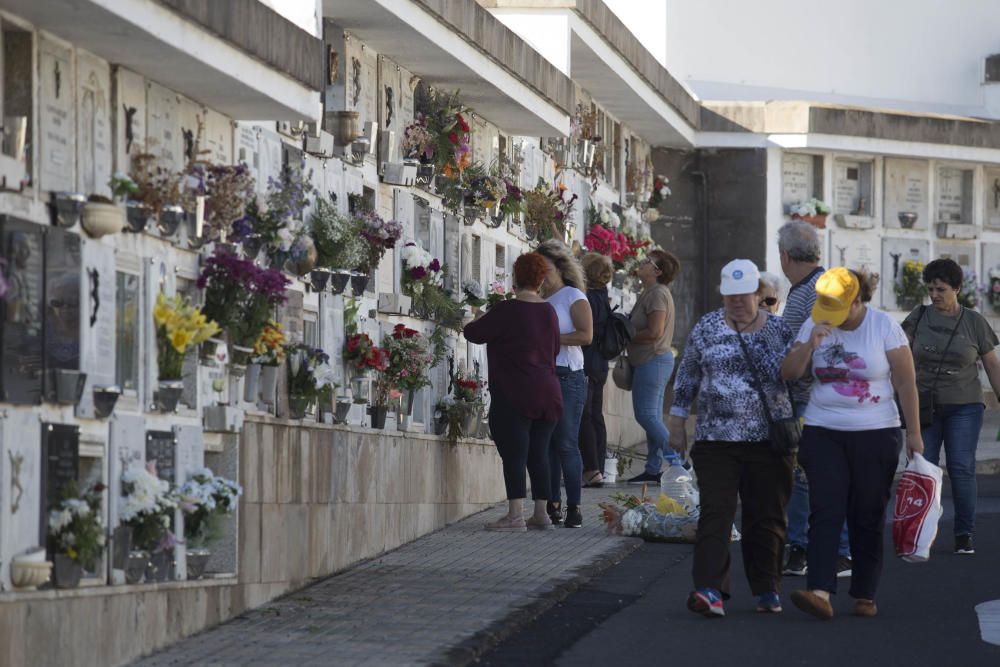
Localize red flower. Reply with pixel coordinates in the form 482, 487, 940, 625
457, 114, 470, 133
448, 132, 459, 144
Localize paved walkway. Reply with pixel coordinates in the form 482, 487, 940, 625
133, 487, 641, 667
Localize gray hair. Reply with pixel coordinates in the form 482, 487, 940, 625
758, 271, 787, 300
777, 221, 821, 263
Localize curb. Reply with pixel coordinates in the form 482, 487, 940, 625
433, 535, 644, 666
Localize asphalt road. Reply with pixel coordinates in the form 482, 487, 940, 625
479, 477, 1000, 667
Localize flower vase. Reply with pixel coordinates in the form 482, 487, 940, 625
229, 344, 253, 368
350, 373, 371, 404
898, 212, 918, 229
154, 380, 184, 412
794, 213, 827, 229
350, 273, 369, 296
52, 554, 83, 589
288, 394, 313, 420
897, 296, 920, 311
459, 404, 478, 438
260, 365, 279, 404
369, 404, 389, 429
186, 548, 210, 580
603, 458, 619, 484
310, 268, 331, 291
330, 270, 351, 295
334, 396, 352, 423
200, 338, 221, 364
243, 363, 262, 402
146, 550, 172, 583
125, 551, 149, 585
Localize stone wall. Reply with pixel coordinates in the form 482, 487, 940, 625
0, 421, 504, 667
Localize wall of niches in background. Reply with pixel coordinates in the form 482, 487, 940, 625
781, 151, 1000, 318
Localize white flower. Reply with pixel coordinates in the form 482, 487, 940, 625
313, 363, 337, 390
599, 207, 610, 224
277, 227, 295, 251
659, 185, 671, 197
463, 280, 484, 299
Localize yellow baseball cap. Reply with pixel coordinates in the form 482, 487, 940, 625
812, 267, 859, 326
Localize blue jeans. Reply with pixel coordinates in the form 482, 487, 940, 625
786, 402, 851, 557
550, 368, 586, 506
921, 402, 984, 537
631, 351, 680, 474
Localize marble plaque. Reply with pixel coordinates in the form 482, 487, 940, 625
472, 115, 491, 167
146, 430, 176, 484
936, 167, 973, 224
257, 126, 283, 196
203, 109, 233, 165
76, 239, 117, 419
984, 167, 1000, 230
41, 424, 80, 540
76, 52, 112, 197
0, 217, 44, 404
108, 414, 145, 526
884, 158, 929, 230
399, 64, 415, 129
444, 213, 461, 293
832, 159, 871, 216
146, 82, 181, 171
0, 410, 43, 589
393, 189, 415, 289
378, 56, 401, 164
781, 153, 816, 212
116, 68, 147, 168
38, 38, 75, 193
236, 122, 260, 182
44, 229, 82, 376
143, 257, 176, 407
325, 158, 346, 213
430, 209, 445, 275
881, 237, 929, 310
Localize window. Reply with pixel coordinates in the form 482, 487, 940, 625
115, 272, 140, 392
2, 23, 32, 187
303, 312, 318, 348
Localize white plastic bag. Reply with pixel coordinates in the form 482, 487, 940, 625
892, 453, 943, 562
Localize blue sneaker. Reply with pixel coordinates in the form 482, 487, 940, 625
687, 588, 725, 617
756, 592, 782, 613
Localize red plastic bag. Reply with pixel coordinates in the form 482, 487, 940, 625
892, 453, 943, 562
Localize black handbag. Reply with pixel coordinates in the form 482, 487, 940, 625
734, 329, 800, 455
901, 306, 963, 429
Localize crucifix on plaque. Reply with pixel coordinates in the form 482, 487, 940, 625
891, 252, 902, 279
993, 179, 1000, 210
835, 245, 847, 266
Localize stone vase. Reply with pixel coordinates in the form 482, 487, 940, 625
154, 380, 184, 412
330, 271, 351, 295
186, 549, 210, 580
260, 365, 280, 404
243, 363, 262, 403
52, 554, 83, 589
369, 404, 389, 429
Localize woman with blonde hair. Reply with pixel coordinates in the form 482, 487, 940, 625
579, 252, 614, 486
536, 239, 593, 528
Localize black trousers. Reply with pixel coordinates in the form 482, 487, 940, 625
799, 425, 902, 599
578, 371, 608, 472
690, 441, 793, 598
488, 390, 555, 500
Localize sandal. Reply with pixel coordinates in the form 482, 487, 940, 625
583, 471, 604, 488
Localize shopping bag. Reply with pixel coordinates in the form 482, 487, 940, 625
892, 453, 943, 562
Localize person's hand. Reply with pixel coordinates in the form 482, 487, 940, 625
810, 323, 833, 349
906, 431, 924, 459
668, 417, 688, 457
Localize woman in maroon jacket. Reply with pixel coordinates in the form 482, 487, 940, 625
465, 253, 564, 532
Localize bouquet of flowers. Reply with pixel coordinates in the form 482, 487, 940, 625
465, 173, 503, 209
176, 468, 242, 547
153, 293, 220, 381
523, 179, 578, 243
357, 211, 403, 274
109, 172, 139, 201
400, 242, 444, 295
234, 161, 315, 255
383, 324, 434, 395
486, 277, 514, 310
48, 481, 106, 570
790, 198, 831, 219
119, 463, 178, 553
287, 344, 338, 399
414, 88, 473, 177
462, 280, 486, 308
202, 163, 255, 241
197, 247, 290, 351
894, 259, 928, 308
647, 175, 671, 209
252, 320, 286, 366
310, 196, 366, 271
958, 271, 979, 309
344, 333, 389, 374
401, 114, 437, 163
454, 372, 486, 403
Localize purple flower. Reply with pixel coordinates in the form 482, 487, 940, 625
429, 258, 441, 272
231, 217, 253, 240
410, 266, 427, 280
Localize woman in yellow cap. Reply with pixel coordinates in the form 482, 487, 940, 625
780, 267, 923, 620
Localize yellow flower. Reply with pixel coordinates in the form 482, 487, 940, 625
153, 293, 172, 326
67, 547, 78, 560
170, 328, 194, 353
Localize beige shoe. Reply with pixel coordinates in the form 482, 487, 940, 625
791, 590, 833, 620
853, 599, 878, 617
485, 516, 526, 532
526, 515, 554, 530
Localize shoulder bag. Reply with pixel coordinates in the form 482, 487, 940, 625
902, 306, 964, 429
612, 353, 633, 391
734, 329, 800, 455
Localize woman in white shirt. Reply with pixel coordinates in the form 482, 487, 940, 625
536, 240, 593, 529
781, 267, 923, 621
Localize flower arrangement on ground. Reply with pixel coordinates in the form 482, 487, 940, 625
523, 179, 578, 243
119, 463, 177, 553
197, 248, 290, 359
383, 324, 434, 401
177, 468, 242, 548
894, 259, 928, 308
153, 293, 220, 381
357, 211, 403, 274
412, 88, 472, 177
309, 196, 366, 271
48, 481, 106, 571
647, 175, 671, 209
958, 271, 979, 309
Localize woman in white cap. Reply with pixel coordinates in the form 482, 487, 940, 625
780, 267, 922, 620
669, 259, 795, 617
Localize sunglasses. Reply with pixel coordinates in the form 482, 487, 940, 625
641, 258, 661, 271
759, 297, 778, 307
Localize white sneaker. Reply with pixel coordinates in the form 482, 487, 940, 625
485, 516, 526, 532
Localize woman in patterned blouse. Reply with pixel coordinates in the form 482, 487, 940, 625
668, 259, 795, 618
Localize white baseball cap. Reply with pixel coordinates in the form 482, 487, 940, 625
720, 259, 761, 296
